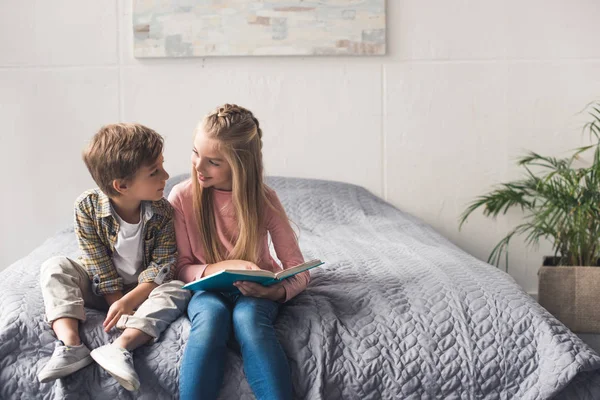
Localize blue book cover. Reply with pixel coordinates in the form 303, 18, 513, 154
182, 259, 323, 292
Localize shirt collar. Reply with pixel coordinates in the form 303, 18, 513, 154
97, 190, 156, 222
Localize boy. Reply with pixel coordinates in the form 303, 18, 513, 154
37, 123, 190, 391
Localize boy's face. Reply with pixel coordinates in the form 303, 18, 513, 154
192, 130, 233, 191
122, 155, 169, 202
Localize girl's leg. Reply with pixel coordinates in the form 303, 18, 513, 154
180, 291, 232, 400
232, 296, 292, 400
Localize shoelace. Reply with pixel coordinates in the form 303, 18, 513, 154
121, 349, 134, 365
53, 341, 70, 355
54, 347, 69, 355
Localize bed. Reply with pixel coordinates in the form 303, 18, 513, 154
1, 175, 600, 399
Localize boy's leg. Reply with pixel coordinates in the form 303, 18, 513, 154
41, 256, 108, 319
179, 290, 232, 400
90, 280, 190, 391
40, 256, 107, 340
116, 280, 191, 347
38, 256, 104, 382
233, 296, 292, 400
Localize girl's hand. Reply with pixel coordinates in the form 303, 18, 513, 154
203, 260, 262, 278
234, 281, 286, 302
217, 260, 262, 271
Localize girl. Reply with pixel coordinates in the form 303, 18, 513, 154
168, 104, 310, 400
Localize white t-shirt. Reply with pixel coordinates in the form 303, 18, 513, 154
112, 208, 144, 285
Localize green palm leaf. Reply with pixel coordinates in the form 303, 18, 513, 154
460, 101, 600, 269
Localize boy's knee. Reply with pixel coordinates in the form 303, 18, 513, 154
40, 256, 76, 281
153, 280, 188, 295
150, 281, 191, 306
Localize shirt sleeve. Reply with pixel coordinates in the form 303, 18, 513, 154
137, 213, 178, 285
74, 198, 123, 295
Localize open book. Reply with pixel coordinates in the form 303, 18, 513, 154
182, 259, 324, 292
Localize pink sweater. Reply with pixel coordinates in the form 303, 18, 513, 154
168, 179, 309, 302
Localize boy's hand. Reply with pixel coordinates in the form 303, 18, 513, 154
102, 282, 158, 332
103, 297, 135, 332
104, 291, 124, 306
234, 281, 286, 302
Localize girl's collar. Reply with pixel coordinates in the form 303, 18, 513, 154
212, 187, 233, 194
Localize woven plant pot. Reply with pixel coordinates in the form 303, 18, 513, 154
538, 258, 600, 333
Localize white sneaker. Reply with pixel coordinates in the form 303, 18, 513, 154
90, 344, 140, 391
38, 340, 93, 383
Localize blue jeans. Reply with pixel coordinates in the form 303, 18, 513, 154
179, 291, 292, 400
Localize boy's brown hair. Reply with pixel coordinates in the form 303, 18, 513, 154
83, 123, 163, 197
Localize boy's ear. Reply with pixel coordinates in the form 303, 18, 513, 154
112, 179, 129, 195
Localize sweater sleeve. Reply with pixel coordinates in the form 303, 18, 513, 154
265, 189, 310, 302
167, 185, 208, 283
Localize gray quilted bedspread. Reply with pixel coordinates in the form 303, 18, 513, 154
2, 176, 600, 399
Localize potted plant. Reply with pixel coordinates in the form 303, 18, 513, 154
459, 102, 600, 333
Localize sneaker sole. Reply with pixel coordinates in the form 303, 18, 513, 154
90, 349, 140, 391
38, 355, 93, 383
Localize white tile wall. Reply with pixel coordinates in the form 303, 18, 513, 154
2, 0, 600, 295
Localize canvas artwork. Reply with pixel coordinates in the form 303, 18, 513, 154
133, 1, 386, 57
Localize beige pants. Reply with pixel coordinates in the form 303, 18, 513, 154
40, 256, 190, 341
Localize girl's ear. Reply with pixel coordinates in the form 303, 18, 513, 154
112, 178, 129, 195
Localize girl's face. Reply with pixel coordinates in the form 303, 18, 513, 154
192, 129, 233, 191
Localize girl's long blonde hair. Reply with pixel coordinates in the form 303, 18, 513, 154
192, 104, 277, 265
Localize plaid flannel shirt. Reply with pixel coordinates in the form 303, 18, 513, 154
74, 189, 177, 296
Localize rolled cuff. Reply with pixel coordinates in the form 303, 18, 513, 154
92, 275, 124, 296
